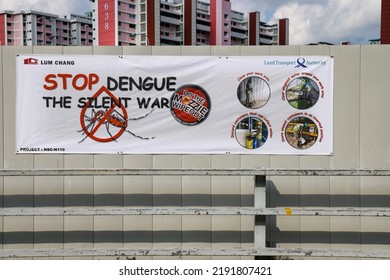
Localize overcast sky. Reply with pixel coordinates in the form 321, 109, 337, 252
0, 0, 381, 45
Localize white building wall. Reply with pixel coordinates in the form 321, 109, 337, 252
1, 45, 390, 259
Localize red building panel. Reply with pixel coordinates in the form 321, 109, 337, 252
278, 18, 288, 46
249, 12, 258, 46
98, 0, 117, 45
0, 14, 6, 46
147, 0, 156, 45
382, 0, 390, 44
184, 0, 193, 45
209, 0, 217, 45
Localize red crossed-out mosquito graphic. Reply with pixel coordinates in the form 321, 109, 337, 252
79, 108, 154, 143
78, 86, 154, 143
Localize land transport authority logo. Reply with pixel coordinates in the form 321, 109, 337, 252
170, 84, 211, 126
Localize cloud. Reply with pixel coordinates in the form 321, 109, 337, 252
0, 0, 91, 16
272, 0, 381, 45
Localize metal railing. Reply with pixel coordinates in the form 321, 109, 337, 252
1, 168, 390, 259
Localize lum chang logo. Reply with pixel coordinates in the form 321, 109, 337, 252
23, 57, 75, 66
24, 58, 39, 65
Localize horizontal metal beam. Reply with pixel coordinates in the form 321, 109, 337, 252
0, 168, 389, 176
2, 207, 390, 217
1, 247, 390, 258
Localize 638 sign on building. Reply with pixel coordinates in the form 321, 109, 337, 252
16, 55, 333, 154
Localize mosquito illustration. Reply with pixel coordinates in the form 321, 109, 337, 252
78, 108, 154, 143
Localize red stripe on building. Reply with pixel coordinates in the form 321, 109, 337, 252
382, 0, 390, 44
147, 0, 156, 45
249, 12, 258, 46
184, 0, 193, 45
278, 18, 288, 46
209, 0, 217, 45
0, 14, 6, 46
98, 0, 116, 46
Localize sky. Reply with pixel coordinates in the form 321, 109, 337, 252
0, 0, 381, 45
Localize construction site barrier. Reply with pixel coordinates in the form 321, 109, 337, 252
1, 168, 390, 259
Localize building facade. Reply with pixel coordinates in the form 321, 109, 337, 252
90, 0, 289, 46
1, 1, 288, 47
0, 10, 93, 46
248, 11, 288, 46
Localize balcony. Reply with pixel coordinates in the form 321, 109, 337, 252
160, 15, 182, 26
196, 24, 210, 32
231, 31, 247, 40
160, 33, 182, 43
260, 29, 276, 36
231, 22, 247, 30
259, 37, 276, 45
161, 6, 182, 15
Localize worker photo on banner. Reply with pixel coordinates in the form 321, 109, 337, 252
285, 116, 318, 149
286, 77, 320, 110
237, 76, 271, 109
234, 116, 269, 149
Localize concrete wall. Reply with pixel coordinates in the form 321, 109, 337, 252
1, 45, 390, 259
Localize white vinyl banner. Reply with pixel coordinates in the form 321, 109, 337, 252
16, 55, 333, 154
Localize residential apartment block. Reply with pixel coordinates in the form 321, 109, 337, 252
1, 0, 288, 47
0, 10, 93, 46
90, 0, 289, 46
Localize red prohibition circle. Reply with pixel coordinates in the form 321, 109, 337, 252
79, 86, 128, 143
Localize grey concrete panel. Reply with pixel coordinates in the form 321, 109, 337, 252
3, 47, 34, 213
63, 46, 93, 55
152, 46, 181, 56
360, 45, 390, 168
328, 46, 362, 243
360, 46, 390, 240
92, 46, 123, 55
330, 46, 361, 168
210, 46, 240, 56
240, 46, 270, 56
122, 46, 152, 55
180, 46, 211, 56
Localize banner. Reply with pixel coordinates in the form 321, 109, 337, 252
16, 55, 333, 154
